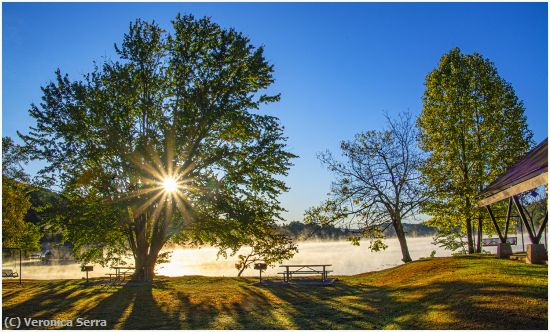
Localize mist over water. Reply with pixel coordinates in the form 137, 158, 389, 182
157, 237, 455, 278
2, 236, 535, 280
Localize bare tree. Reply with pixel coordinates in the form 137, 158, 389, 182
305, 112, 426, 262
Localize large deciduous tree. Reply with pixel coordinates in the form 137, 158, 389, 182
305, 113, 426, 263
417, 48, 533, 254
20, 15, 295, 280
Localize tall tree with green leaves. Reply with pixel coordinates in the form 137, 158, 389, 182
20, 15, 295, 281
417, 48, 533, 254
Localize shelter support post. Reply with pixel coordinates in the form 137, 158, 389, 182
486, 205, 504, 242
527, 244, 547, 264
513, 195, 537, 243
536, 213, 548, 244
504, 197, 512, 240
520, 220, 525, 252
513, 195, 547, 244
496, 243, 513, 258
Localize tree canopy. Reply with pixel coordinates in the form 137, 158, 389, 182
20, 14, 295, 280
417, 48, 533, 253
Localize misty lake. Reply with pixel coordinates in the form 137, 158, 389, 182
7, 236, 530, 280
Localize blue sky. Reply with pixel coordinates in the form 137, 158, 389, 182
2, 2, 548, 222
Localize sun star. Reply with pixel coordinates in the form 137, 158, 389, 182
163, 177, 178, 193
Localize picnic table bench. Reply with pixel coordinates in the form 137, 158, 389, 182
106, 266, 137, 284
2, 269, 18, 278
279, 264, 332, 283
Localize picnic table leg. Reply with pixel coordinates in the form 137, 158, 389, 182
323, 266, 326, 282
286, 267, 289, 283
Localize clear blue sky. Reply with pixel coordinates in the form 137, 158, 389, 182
2, 2, 548, 222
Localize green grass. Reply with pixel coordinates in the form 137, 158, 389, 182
2, 255, 547, 329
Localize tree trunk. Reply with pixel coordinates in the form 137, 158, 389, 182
393, 219, 412, 263
134, 249, 160, 282
475, 215, 482, 253
127, 209, 168, 282
464, 197, 474, 254
465, 216, 474, 254
237, 267, 245, 277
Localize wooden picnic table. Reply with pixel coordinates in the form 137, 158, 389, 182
107, 266, 137, 283
279, 264, 332, 283
112, 266, 136, 276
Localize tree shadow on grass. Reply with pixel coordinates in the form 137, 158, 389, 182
173, 280, 285, 329
213, 285, 291, 329
2, 280, 177, 330
260, 281, 394, 329
110, 285, 180, 329
259, 278, 547, 330
3, 273, 547, 330
3, 280, 223, 330
3, 280, 113, 324
84, 281, 254, 329
394, 279, 547, 329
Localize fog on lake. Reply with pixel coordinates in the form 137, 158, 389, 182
3, 236, 528, 280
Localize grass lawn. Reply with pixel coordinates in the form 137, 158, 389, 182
2, 255, 547, 329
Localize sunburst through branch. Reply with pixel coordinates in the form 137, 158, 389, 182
125, 135, 197, 227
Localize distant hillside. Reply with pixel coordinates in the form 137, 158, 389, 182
22, 184, 68, 249
278, 221, 437, 241
25, 186, 59, 225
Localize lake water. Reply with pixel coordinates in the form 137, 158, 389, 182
3, 235, 535, 280
157, 236, 455, 277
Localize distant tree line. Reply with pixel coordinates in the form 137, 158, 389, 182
277, 221, 437, 241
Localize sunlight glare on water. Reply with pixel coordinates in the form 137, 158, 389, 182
7, 237, 461, 280
157, 237, 455, 277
